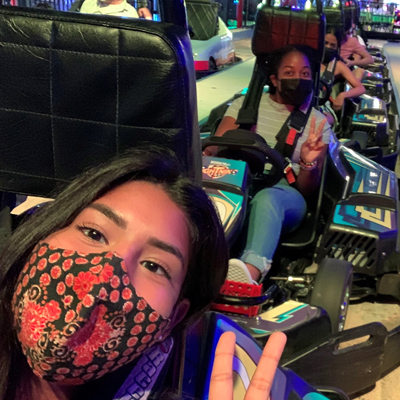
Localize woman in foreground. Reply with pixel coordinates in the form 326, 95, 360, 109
0, 145, 286, 400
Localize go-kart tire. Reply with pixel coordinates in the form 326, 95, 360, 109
310, 258, 352, 334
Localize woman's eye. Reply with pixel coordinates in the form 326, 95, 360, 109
140, 260, 171, 280
78, 226, 107, 244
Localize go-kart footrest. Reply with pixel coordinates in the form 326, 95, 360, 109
212, 280, 262, 317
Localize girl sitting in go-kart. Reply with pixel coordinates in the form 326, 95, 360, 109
204, 46, 333, 284
320, 27, 365, 125
339, 25, 374, 81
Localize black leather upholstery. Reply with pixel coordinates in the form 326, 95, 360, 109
325, 6, 344, 30
252, 4, 325, 63
0, 6, 200, 196
236, 4, 325, 126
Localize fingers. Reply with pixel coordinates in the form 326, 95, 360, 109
307, 116, 325, 145
209, 331, 236, 400
245, 332, 287, 400
315, 118, 327, 140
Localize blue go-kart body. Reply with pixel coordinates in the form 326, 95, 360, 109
201, 131, 400, 396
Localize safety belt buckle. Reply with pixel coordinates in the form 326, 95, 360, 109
286, 127, 298, 146
284, 157, 296, 184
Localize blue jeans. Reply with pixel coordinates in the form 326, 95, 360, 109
240, 180, 307, 273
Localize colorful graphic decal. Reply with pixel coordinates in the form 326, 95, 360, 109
206, 189, 243, 233
202, 156, 247, 189
203, 164, 238, 179
333, 148, 398, 234
241, 301, 313, 335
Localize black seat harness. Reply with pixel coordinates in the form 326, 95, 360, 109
236, 97, 313, 185
274, 104, 313, 184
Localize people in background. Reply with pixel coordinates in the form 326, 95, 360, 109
321, 28, 365, 125
80, 0, 152, 19
340, 25, 374, 80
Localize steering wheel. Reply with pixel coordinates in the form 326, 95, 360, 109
202, 129, 285, 188
318, 76, 333, 106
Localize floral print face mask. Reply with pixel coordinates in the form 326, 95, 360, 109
12, 243, 172, 384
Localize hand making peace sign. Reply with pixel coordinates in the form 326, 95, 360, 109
300, 116, 327, 165
209, 331, 287, 400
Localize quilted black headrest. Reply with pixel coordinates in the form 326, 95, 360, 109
0, 6, 200, 196
234, 3, 326, 127
325, 6, 344, 30
252, 4, 325, 64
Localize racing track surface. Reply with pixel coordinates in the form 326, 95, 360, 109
197, 36, 400, 399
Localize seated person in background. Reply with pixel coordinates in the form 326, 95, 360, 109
340, 26, 374, 81
0, 145, 287, 400
204, 46, 332, 283
321, 28, 366, 125
80, 0, 152, 19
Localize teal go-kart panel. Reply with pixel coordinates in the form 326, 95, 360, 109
334, 148, 398, 234
202, 156, 247, 188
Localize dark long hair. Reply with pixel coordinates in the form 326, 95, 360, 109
327, 26, 344, 48
0, 145, 228, 400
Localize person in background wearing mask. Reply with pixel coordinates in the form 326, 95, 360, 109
320, 28, 365, 125
80, 0, 152, 19
204, 46, 332, 284
340, 25, 374, 81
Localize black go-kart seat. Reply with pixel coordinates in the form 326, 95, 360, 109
0, 4, 200, 200
234, 0, 325, 129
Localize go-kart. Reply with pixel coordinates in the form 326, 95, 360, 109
0, 3, 351, 400
0, 1, 400, 399
199, 0, 400, 396
186, 0, 236, 75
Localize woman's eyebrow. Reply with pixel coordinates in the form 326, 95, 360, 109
148, 237, 185, 267
88, 203, 127, 229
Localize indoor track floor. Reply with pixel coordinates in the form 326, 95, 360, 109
197, 34, 400, 399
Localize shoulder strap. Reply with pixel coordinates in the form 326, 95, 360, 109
274, 104, 313, 160
321, 58, 337, 86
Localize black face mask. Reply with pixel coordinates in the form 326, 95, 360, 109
323, 47, 337, 64
278, 79, 313, 107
